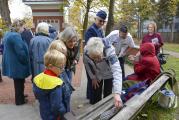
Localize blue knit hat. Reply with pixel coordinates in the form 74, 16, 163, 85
96, 10, 107, 20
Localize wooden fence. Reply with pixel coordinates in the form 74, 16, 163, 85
141, 32, 179, 43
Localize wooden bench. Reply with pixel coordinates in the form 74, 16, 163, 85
64, 71, 176, 120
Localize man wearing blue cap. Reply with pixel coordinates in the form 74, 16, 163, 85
84, 10, 108, 104
85, 10, 107, 44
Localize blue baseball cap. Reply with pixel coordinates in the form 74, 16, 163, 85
96, 10, 107, 20
119, 25, 128, 33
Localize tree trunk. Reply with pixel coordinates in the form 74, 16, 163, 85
105, 0, 114, 36
137, 16, 140, 39
0, 0, 11, 25
82, 0, 92, 40
170, 21, 174, 42
141, 21, 143, 39
139, 20, 142, 39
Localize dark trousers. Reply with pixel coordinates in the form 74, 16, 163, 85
118, 57, 125, 80
13, 79, 25, 105
86, 73, 113, 104
0, 69, 2, 82
86, 72, 91, 100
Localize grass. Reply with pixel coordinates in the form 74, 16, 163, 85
163, 43, 179, 53
163, 56, 179, 80
134, 100, 176, 120
133, 56, 179, 120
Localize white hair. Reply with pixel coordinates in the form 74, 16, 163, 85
58, 26, 78, 43
36, 22, 49, 35
86, 37, 104, 56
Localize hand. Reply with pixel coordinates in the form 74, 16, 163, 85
92, 79, 100, 90
114, 93, 123, 108
73, 60, 78, 65
118, 53, 125, 58
154, 43, 160, 47
128, 55, 135, 61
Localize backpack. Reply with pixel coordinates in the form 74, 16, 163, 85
157, 69, 178, 109
158, 88, 177, 108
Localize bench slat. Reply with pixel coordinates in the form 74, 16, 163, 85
111, 75, 170, 120
66, 73, 172, 120
77, 94, 113, 120
81, 99, 113, 120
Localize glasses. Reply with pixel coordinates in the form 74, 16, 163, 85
68, 37, 77, 43
53, 65, 65, 71
68, 40, 77, 43
97, 18, 106, 23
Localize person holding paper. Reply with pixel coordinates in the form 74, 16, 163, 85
106, 25, 136, 80
142, 22, 164, 55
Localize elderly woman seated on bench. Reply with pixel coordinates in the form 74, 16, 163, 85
121, 43, 161, 102
123, 43, 160, 89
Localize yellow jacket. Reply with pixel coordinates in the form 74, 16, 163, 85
34, 73, 63, 89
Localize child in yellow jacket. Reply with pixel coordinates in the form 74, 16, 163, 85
33, 50, 66, 120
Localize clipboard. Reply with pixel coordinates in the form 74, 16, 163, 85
125, 46, 139, 56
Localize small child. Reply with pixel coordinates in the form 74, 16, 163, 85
33, 49, 66, 120
48, 40, 67, 55
47, 39, 74, 112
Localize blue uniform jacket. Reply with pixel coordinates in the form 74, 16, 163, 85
85, 23, 104, 44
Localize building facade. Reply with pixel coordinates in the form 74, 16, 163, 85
23, 0, 68, 32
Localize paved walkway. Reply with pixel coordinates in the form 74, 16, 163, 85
0, 53, 178, 119
164, 50, 179, 58
0, 55, 133, 120
0, 56, 83, 120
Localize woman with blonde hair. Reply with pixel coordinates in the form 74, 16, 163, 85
142, 21, 164, 55
47, 39, 75, 113
48, 39, 67, 55
2, 19, 31, 105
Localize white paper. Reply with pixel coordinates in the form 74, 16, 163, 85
151, 38, 159, 44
